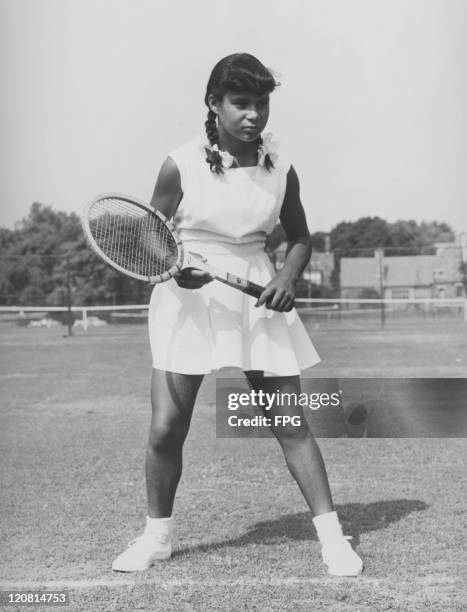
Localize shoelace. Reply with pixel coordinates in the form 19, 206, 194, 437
127, 537, 144, 547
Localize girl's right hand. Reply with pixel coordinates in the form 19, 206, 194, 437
174, 267, 214, 290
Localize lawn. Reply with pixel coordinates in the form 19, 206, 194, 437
0, 323, 465, 611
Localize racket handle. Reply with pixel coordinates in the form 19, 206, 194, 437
241, 281, 264, 299
218, 273, 264, 299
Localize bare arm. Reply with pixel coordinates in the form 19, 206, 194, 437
149, 157, 212, 289
278, 165, 312, 283
256, 165, 312, 312
149, 157, 183, 218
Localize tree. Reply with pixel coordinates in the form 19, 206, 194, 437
330, 217, 393, 257
0, 203, 149, 306
329, 217, 455, 258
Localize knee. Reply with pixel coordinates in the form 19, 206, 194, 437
272, 420, 312, 446
148, 418, 188, 452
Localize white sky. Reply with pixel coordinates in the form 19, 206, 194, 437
1, 0, 466, 235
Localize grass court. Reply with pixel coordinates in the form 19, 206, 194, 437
0, 321, 466, 611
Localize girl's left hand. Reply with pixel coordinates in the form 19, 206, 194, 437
255, 274, 295, 312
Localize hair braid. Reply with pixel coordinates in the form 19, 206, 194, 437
204, 110, 224, 174
204, 110, 218, 146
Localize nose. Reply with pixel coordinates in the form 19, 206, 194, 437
246, 107, 259, 121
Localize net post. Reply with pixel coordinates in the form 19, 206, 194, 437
66, 255, 73, 337
82, 309, 88, 331
375, 248, 385, 329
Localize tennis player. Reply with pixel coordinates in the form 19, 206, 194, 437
112, 53, 363, 576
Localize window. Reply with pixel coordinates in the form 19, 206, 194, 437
390, 288, 410, 299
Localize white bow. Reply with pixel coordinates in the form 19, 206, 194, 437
258, 132, 280, 166
210, 144, 235, 168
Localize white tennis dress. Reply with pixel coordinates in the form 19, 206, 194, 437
148, 135, 320, 376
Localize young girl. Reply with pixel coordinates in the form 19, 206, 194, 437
112, 53, 363, 576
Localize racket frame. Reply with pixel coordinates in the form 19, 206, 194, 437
82, 193, 184, 283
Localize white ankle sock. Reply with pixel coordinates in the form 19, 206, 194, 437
312, 511, 344, 544
144, 516, 172, 537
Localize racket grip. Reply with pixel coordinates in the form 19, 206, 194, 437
241, 281, 264, 299
218, 273, 265, 299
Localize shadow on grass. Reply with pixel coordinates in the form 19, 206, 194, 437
175, 499, 427, 557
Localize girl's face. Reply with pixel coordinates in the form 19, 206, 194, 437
209, 91, 270, 143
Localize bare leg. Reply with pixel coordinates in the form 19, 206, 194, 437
146, 369, 203, 518
245, 371, 334, 517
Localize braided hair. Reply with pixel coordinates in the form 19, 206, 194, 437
204, 53, 278, 174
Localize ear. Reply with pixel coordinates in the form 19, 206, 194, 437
207, 94, 219, 114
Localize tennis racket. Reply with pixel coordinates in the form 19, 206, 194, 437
82, 193, 265, 298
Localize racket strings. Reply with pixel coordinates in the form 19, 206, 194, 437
88, 198, 179, 277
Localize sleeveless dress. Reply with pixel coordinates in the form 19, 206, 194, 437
148, 135, 321, 376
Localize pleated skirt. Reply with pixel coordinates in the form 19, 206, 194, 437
148, 241, 321, 376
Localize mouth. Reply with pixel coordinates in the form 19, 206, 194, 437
242, 126, 260, 135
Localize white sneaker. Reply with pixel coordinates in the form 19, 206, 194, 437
112, 532, 172, 572
321, 535, 363, 577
